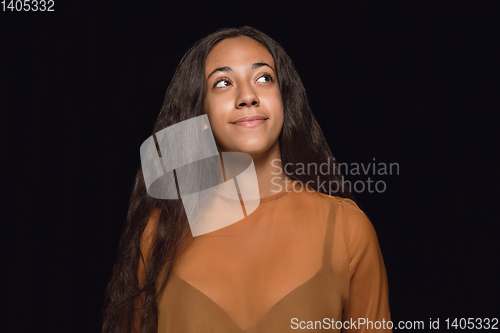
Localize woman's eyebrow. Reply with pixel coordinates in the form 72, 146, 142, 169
207, 66, 232, 80
252, 62, 275, 72
207, 62, 275, 80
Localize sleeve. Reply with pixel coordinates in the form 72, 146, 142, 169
340, 199, 391, 332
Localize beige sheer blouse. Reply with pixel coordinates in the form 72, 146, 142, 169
149, 180, 390, 332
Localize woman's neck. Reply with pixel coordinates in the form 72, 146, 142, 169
216, 140, 294, 199
248, 141, 294, 198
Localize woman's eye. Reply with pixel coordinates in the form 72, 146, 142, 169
256, 74, 273, 83
215, 80, 231, 88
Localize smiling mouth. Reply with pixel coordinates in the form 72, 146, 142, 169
230, 115, 268, 127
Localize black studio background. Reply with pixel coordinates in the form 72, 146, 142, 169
2, 2, 498, 332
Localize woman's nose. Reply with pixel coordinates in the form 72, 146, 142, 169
235, 83, 260, 108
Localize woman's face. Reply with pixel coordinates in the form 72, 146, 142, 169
204, 36, 284, 156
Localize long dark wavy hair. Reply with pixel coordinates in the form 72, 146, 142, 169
102, 26, 356, 333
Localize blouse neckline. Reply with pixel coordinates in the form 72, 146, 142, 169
260, 180, 297, 203
213, 180, 297, 204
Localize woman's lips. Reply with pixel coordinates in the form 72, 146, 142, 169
231, 115, 268, 127
233, 119, 266, 127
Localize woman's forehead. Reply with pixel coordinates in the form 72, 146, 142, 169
205, 37, 275, 75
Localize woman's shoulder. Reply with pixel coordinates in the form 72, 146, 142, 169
318, 192, 359, 210
288, 183, 365, 221
316, 192, 377, 243
289, 185, 372, 234
316, 191, 362, 216
310, 192, 383, 275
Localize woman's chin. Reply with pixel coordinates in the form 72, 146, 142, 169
220, 142, 271, 157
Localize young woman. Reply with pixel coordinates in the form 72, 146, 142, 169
102, 26, 391, 333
